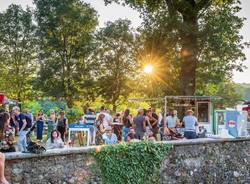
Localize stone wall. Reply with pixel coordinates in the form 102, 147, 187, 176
5, 147, 102, 184
160, 138, 250, 184
5, 138, 250, 184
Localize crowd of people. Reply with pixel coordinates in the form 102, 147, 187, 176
0, 104, 203, 153
1, 103, 249, 151
78, 106, 201, 145
0, 103, 249, 184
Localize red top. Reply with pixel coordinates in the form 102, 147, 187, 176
0, 94, 5, 104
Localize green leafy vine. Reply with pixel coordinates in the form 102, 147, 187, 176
93, 141, 173, 184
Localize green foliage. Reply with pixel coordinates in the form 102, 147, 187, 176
0, 4, 37, 101
196, 80, 242, 108
94, 19, 137, 111
0, 0, 248, 110
22, 101, 42, 114
65, 106, 82, 123
105, 0, 248, 96
34, 0, 98, 107
23, 99, 81, 122
236, 83, 250, 101
93, 141, 172, 184
39, 100, 66, 115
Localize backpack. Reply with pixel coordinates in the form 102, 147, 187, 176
26, 141, 46, 154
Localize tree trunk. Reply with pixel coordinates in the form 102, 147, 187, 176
179, 14, 199, 95
112, 103, 117, 113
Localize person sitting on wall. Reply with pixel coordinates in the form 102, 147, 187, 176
0, 112, 11, 184
102, 126, 117, 145
0, 152, 8, 184
127, 132, 139, 143
125, 127, 138, 141
0, 112, 15, 153
148, 132, 156, 142
46, 130, 64, 149
182, 109, 198, 139
164, 109, 182, 140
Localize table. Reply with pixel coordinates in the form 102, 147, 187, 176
68, 124, 92, 146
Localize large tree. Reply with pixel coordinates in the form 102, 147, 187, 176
34, 0, 98, 107
94, 19, 137, 111
105, 0, 247, 96
0, 4, 37, 101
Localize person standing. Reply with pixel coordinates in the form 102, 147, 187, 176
112, 113, 122, 141
94, 114, 106, 145
96, 106, 112, 129
134, 109, 146, 140
36, 112, 45, 142
47, 111, 56, 140
13, 106, 29, 152
121, 109, 133, 141
84, 108, 96, 145
145, 109, 158, 140
10, 112, 18, 136
56, 111, 68, 142
158, 107, 168, 141
183, 109, 198, 139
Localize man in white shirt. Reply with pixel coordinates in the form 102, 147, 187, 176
96, 106, 112, 129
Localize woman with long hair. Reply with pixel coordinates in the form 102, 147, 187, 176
56, 111, 68, 142
47, 111, 56, 140
46, 130, 64, 149
145, 109, 157, 140
94, 114, 105, 145
0, 112, 15, 152
36, 111, 45, 142
121, 109, 133, 142
0, 112, 11, 184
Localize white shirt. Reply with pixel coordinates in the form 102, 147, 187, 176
166, 116, 178, 128
96, 112, 112, 128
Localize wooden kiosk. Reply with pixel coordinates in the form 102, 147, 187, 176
129, 96, 220, 134
163, 96, 220, 134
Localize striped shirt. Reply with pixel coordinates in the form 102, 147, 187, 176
84, 114, 96, 125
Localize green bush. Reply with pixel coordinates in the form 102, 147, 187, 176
93, 141, 172, 184
65, 106, 82, 123
22, 101, 42, 114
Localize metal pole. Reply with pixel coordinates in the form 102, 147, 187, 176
164, 96, 167, 125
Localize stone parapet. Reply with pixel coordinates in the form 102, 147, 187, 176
5, 138, 250, 184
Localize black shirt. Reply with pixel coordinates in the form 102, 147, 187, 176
16, 113, 27, 130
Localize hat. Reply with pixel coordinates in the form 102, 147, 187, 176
186, 109, 194, 114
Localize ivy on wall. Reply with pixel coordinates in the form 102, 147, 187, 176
93, 141, 173, 184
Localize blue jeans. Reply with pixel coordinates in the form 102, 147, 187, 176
37, 121, 44, 140
122, 127, 129, 142
184, 131, 197, 139
17, 130, 28, 151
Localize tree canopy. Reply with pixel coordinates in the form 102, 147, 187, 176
0, 4, 37, 101
0, 0, 247, 109
105, 0, 248, 97
94, 19, 137, 111
34, 0, 98, 107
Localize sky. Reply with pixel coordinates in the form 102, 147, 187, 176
0, 0, 249, 83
